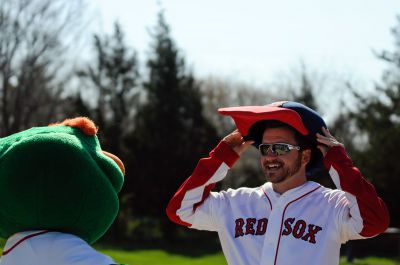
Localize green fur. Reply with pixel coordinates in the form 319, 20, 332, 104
0, 125, 124, 244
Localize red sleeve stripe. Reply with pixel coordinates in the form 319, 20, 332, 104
3, 230, 50, 255
210, 141, 238, 167
166, 141, 239, 227
193, 183, 216, 212
324, 146, 390, 237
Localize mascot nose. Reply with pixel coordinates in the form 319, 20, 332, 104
102, 151, 125, 175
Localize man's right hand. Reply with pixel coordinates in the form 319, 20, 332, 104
222, 129, 254, 155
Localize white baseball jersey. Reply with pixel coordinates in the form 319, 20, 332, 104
0, 231, 117, 265
167, 141, 389, 265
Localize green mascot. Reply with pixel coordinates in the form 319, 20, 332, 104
0, 117, 125, 265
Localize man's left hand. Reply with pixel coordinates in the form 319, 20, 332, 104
316, 127, 344, 157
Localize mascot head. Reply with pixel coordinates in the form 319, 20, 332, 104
0, 117, 124, 244
218, 101, 327, 176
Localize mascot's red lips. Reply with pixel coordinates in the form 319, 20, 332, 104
102, 151, 125, 175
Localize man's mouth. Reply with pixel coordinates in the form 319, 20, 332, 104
264, 162, 283, 171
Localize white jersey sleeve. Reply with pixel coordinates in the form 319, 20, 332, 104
166, 141, 239, 231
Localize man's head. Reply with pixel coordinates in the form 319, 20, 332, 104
219, 102, 327, 176
258, 120, 312, 184
0, 117, 125, 244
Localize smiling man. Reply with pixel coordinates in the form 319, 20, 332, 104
258, 121, 309, 194
166, 101, 389, 265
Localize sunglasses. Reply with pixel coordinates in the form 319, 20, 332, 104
258, 143, 301, 156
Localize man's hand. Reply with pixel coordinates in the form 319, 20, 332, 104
222, 129, 254, 155
316, 127, 344, 157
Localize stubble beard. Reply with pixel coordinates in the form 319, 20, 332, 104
263, 153, 303, 184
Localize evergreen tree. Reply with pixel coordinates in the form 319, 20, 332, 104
76, 22, 140, 153
291, 63, 319, 111
74, 22, 140, 241
126, 11, 218, 240
349, 15, 400, 227
293, 71, 318, 111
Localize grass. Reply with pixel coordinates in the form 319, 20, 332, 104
97, 246, 400, 265
339, 257, 400, 265
99, 248, 227, 265
1, 238, 399, 265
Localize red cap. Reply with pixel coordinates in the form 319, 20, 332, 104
218, 105, 309, 136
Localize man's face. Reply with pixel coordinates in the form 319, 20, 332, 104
260, 127, 304, 184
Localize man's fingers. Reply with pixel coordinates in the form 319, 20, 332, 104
236, 140, 254, 155
242, 140, 254, 148
316, 133, 329, 142
317, 138, 331, 147
316, 131, 342, 148
223, 130, 242, 142
321, 127, 332, 137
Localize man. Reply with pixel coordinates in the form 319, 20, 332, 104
166, 101, 389, 265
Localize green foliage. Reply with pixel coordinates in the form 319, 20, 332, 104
72, 21, 140, 242
292, 69, 318, 111
75, 21, 140, 144
124, 11, 218, 240
349, 16, 400, 227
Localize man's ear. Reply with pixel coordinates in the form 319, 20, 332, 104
301, 149, 312, 166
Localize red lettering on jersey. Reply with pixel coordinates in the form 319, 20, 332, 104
302, 224, 322, 244
256, 218, 268, 235
281, 217, 322, 244
292, 220, 307, 238
282, 218, 295, 236
235, 218, 245, 238
245, 218, 256, 235
234, 218, 269, 238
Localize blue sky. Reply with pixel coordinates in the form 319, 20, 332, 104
86, 0, 400, 122
88, 0, 400, 87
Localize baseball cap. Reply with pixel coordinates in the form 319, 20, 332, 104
218, 101, 327, 176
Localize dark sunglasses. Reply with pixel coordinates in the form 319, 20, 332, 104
258, 143, 301, 156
